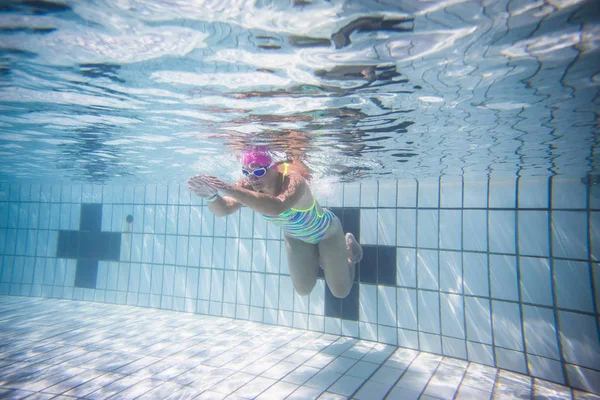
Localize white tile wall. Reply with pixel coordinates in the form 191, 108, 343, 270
567, 364, 600, 394
359, 322, 378, 341
377, 285, 397, 327
522, 305, 560, 360
378, 209, 396, 246
378, 181, 397, 207
397, 179, 417, 208
397, 327, 418, 350
558, 311, 600, 370
417, 209, 438, 249
463, 252, 488, 297
519, 257, 552, 306
439, 210, 461, 250
309, 280, 324, 315
528, 354, 565, 383
489, 176, 516, 209
419, 332, 441, 354
518, 177, 548, 209
489, 254, 518, 301
378, 325, 397, 345
489, 210, 516, 254
439, 251, 462, 293
467, 341, 494, 366
325, 184, 343, 208
463, 176, 488, 208
553, 260, 593, 313
417, 249, 439, 291
397, 288, 417, 331
396, 209, 416, 248
341, 320, 358, 338
552, 177, 587, 210
440, 293, 465, 339
518, 211, 550, 257
443, 336, 467, 360
359, 284, 377, 324
591, 212, 600, 262
591, 187, 600, 211
253, 214, 267, 239
252, 239, 266, 272
463, 210, 487, 251
344, 183, 360, 207
465, 297, 492, 345
360, 209, 377, 245
418, 291, 440, 335
418, 178, 439, 208
495, 347, 526, 374
440, 176, 462, 208
265, 240, 280, 274
1, 177, 597, 396
279, 277, 293, 312
551, 211, 588, 260
491, 300, 523, 351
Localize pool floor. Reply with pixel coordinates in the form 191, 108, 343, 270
0, 296, 595, 400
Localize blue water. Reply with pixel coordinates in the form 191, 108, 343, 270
0, 0, 598, 184
1, 2, 600, 397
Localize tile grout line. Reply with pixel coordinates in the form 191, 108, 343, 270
415, 178, 421, 352
460, 175, 469, 365
2, 184, 15, 293
585, 171, 600, 393
515, 175, 529, 378
451, 361, 474, 400
436, 176, 443, 358
486, 175, 497, 369
549, 176, 570, 388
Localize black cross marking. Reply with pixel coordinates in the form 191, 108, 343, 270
56, 204, 121, 289
323, 208, 397, 321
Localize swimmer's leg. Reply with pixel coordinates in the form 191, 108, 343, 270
318, 216, 361, 299
284, 234, 320, 296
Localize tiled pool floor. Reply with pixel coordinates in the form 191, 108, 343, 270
0, 296, 597, 400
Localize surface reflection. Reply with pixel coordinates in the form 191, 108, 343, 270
0, 0, 596, 183
290, 16, 414, 50
55, 125, 132, 183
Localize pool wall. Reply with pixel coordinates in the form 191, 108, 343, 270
0, 176, 598, 394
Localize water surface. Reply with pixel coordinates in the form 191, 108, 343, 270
0, 0, 597, 184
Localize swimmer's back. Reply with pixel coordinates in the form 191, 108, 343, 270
276, 159, 312, 181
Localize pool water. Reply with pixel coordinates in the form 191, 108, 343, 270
0, 0, 598, 183
0, 0, 599, 399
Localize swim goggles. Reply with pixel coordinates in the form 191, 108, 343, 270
242, 163, 273, 177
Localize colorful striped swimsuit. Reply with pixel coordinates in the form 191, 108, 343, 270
261, 164, 334, 244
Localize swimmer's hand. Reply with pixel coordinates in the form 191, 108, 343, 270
194, 175, 234, 196
188, 175, 234, 197
187, 175, 218, 198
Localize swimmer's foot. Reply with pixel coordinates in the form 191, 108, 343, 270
346, 233, 363, 264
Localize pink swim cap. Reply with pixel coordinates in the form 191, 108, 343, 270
241, 149, 275, 168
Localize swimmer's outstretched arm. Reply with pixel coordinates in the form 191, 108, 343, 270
188, 175, 245, 217
206, 195, 244, 217
196, 175, 307, 217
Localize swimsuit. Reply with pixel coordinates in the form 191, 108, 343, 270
261, 164, 334, 244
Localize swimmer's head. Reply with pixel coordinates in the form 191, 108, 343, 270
241, 147, 276, 169
240, 147, 278, 191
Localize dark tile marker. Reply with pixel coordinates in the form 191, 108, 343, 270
57, 204, 121, 288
